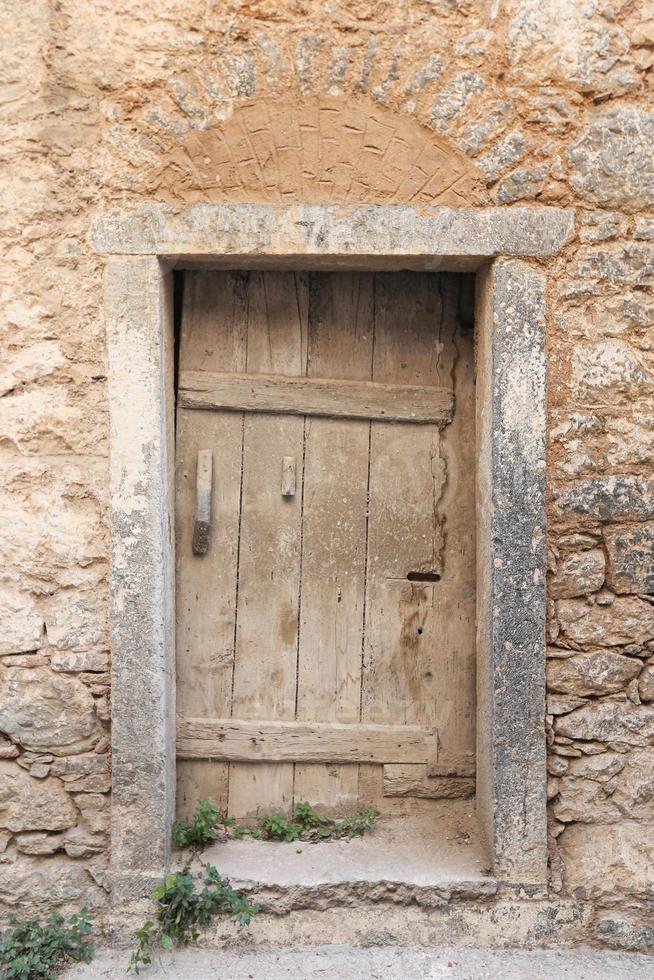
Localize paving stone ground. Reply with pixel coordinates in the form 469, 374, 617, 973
66, 944, 654, 979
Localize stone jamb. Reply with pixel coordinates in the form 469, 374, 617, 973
99, 203, 572, 901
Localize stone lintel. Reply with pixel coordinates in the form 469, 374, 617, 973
93, 204, 574, 264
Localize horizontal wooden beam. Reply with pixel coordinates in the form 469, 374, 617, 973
179, 370, 453, 425
177, 717, 439, 766
383, 764, 475, 800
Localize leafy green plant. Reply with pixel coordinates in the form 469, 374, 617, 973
0, 909, 94, 980
338, 807, 380, 838
173, 800, 250, 851
172, 798, 221, 850
258, 801, 380, 842
259, 812, 302, 843
128, 865, 257, 975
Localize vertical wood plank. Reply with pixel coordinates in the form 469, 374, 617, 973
294, 273, 373, 814
360, 272, 471, 809
176, 271, 248, 814
429, 275, 477, 761
229, 272, 308, 819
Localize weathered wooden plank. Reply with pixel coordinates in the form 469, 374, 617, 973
294, 273, 373, 813
359, 273, 452, 808
228, 271, 308, 819
177, 718, 439, 765
383, 764, 475, 799
175, 270, 248, 814
179, 370, 453, 425
426, 274, 477, 767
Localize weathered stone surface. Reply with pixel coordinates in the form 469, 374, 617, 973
495, 166, 547, 204
0, 762, 77, 832
560, 823, 654, 899
578, 210, 626, 243
571, 245, 654, 286
604, 522, 654, 595
75, 793, 110, 834
431, 72, 485, 128
553, 750, 654, 824
43, 589, 108, 652
0, 853, 105, 915
638, 665, 654, 703
51, 650, 110, 673
553, 476, 654, 522
0, 383, 108, 456
93, 204, 575, 259
555, 702, 654, 746
549, 549, 605, 599
557, 597, 654, 647
0, 341, 66, 397
15, 832, 64, 855
508, 1, 635, 92
553, 771, 620, 824
568, 108, 654, 210
50, 753, 109, 777
0, 457, 106, 587
595, 912, 654, 952
634, 217, 654, 241
547, 650, 641, 696
570, 341, 654, 403
63, 773, 111, 793
63, 828, 107, 858
476, 131, 527, 183
0, 667, 101, 755
0, 587, 42, 655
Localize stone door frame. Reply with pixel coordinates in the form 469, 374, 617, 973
95, 202, 574, 902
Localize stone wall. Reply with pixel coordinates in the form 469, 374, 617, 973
1, 0, 653, 947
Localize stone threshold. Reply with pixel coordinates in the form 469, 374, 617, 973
195, 803, 497, 912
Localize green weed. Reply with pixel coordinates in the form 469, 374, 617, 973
0, 909, 94, 980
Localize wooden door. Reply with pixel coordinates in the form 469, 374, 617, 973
175, 270, 476, 820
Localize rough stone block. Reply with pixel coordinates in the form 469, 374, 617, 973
571, 244, 654, 286
15, 832, 64, 856
604, 522, 654, 595
555, 702, 654, 746
570, 341, 654, 403
0, 588, 43, 656
595, 912, 654, 952
0, 667, 101, 755
44, 590, 108, 652
553, 476, 654, 523
51, 650, 110, 672
0, 762, 77, 832
549, 549, 605, 599
0, 853, 106, 916
559, 823, 654, 900
547, 650, 641, 696
557, 596, 654, 647
568, 108, 654, 210
508, 2, 634, 92
638, 665, 654, 703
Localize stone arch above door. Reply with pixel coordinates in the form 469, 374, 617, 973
173, 96, 487, 207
